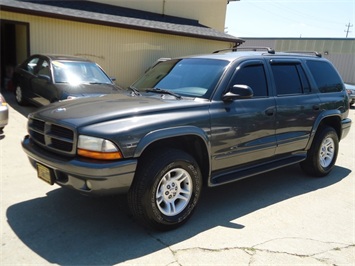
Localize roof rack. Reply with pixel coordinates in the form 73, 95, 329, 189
285, 51, 322, 58
212, 48, 238, 53
213, 46, 275, 54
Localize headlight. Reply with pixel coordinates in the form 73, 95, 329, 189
77, 135, 123, 160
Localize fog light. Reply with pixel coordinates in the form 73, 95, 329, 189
86, 180, 92, 190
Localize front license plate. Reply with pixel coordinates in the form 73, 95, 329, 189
37, 163, 53, 185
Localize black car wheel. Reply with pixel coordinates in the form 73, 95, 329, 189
15, 85, 27, 105
300, 126, 339, 177
128, 149, 202, 231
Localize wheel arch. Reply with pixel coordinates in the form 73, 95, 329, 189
134, 126, 211, 186
306, 111, 342, 150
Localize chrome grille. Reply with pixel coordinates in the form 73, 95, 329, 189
28, 118, 76, 155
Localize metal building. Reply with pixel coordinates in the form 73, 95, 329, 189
240, 38, 355, 84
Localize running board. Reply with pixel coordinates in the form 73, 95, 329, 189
210, 154, 306, 186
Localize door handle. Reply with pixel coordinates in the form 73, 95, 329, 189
265, 107, 275, 116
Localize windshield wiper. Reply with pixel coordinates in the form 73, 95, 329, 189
128, 86, 141, 96
146, 88, 182, 99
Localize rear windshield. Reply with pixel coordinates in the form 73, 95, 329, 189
132, 58, 229, 98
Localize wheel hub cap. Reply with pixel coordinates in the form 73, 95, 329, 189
319, 137, 335, 168
164, 181, 178, 199
156, 168, 193, 216
16, 86, 22, 102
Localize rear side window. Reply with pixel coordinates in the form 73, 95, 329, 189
25, 57, 39, 74
230, 64, 268, 97
271, 64, 308, 95
37, 60, 50, 76
306, 60, 343, 93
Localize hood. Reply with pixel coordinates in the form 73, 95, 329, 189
31, 92, 206, 128
57, 83, 121, 99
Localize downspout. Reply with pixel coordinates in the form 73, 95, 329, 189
162, 0, 166, 16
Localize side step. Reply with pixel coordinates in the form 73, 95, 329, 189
210, 154, 306, 186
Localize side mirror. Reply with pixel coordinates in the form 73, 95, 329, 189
37, 74, 51, 83
222, 84, 254, 101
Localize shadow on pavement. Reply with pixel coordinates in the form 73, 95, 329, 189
6, 164, 351, 265
1, 89, 37, 118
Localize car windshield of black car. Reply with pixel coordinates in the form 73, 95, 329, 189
52, 61, 112, 85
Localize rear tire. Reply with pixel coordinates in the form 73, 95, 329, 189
300, 126, 338, 177
128, 149, 202, 231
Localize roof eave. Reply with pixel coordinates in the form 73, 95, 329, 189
0, 4, 244, 45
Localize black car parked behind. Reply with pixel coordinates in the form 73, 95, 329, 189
13, 54, 121, 106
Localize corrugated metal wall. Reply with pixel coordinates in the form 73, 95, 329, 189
1, 11, 233, 87
240, 38, 355, 84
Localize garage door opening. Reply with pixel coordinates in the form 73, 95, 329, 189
0, 20, 29, 91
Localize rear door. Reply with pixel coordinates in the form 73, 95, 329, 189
16, 56, 40, 100
268, 59, 321, 155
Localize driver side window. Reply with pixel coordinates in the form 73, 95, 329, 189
230, 64, 268, 97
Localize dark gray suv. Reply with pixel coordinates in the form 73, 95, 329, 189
22, 48, 352, 230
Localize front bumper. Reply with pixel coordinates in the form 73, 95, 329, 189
22, 135, 137, 195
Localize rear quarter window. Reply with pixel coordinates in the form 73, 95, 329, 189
306, 60, 343, 93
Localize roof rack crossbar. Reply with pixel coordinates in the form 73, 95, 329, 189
213, 46, 275, 54
285, 51, 322, 57
212, 48, 238, 53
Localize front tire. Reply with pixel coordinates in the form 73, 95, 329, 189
128, 149, 202, 231
300, 126, 339, 177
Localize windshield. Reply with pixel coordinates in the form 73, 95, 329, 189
53, 61, 113, 85
132, 58, 229, 99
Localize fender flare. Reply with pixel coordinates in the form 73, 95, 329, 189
134, 125, 211, 158
305, 109, 342, 150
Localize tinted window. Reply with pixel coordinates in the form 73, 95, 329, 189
37, 60, 50, 76
230, 64, 268, 97
297, 65, 311, 93
271, 64, 302, 95
306, 60, 343, 93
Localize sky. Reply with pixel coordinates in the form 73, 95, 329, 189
225, 0, 355, 38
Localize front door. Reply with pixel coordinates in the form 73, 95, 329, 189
210, 60, 277, 172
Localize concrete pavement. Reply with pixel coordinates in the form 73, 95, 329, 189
1, 90, 354, 265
